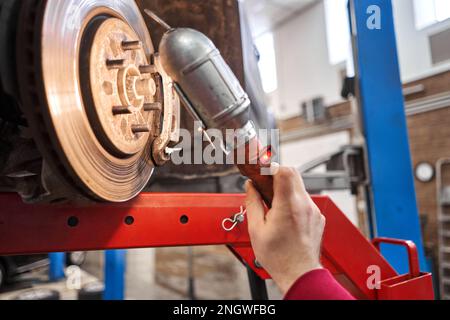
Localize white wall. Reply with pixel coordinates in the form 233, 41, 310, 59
392, 0, 432, 81
393, 0, 450, 81
268, 1, 343, 120
281, 131, 350, 167
268, 0, 450, 120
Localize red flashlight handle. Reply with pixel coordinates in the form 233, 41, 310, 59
236, 137, 274, 208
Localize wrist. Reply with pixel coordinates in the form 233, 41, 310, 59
274, 264, 323, 295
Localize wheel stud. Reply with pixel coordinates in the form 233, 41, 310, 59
106, 59, 126, 69
131, 124, 151, 134
112, 106, 133, 116
139, 65, 157, 74
143, 103, 162, 112
122, 40, 142, 51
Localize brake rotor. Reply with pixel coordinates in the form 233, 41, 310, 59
16, 0, 169, 202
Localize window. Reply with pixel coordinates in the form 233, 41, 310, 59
324, 0, 352, 66
254, 32, 278, 93
414, 0, 450, 30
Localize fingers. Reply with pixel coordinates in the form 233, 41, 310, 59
245, 181, 266, 234
273, 167, 308, 203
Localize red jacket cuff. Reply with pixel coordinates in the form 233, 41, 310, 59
284, 269, 355, 300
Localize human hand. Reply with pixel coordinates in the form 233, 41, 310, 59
245, 166, 326, 295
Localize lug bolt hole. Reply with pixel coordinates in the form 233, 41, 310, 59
102, 81, 113, 95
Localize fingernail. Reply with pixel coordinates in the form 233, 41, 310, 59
245, 180, 251, 192
270, 162, 280, 176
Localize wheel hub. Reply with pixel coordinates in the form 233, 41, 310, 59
83, 17, 160, 157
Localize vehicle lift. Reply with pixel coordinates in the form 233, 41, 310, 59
0, 192, 434, 300
0, 0, 436, 300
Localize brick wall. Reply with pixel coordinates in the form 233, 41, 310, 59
408, 106, 450, 254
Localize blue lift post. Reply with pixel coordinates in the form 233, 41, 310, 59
104, 250, 126, 300
349, 0, 427, 274
49, 253, 65, 281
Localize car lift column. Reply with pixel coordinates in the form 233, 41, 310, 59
49, 253, 65, 281
104, 250, 126, 300
349, 0, 427, 273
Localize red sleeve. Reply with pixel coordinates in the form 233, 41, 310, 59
284, 269, 355, 300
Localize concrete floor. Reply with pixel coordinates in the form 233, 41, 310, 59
155, 246, 282, 300
0, 269, 98, 300
0, 247, 282, 300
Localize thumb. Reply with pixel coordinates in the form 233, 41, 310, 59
245, 181, 266, 235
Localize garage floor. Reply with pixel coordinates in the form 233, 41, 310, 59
0, 269, 98, 300
0, 247, 282, 300
155, 246, 282, 300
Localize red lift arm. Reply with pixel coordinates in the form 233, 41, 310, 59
0, 193, 433, 300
